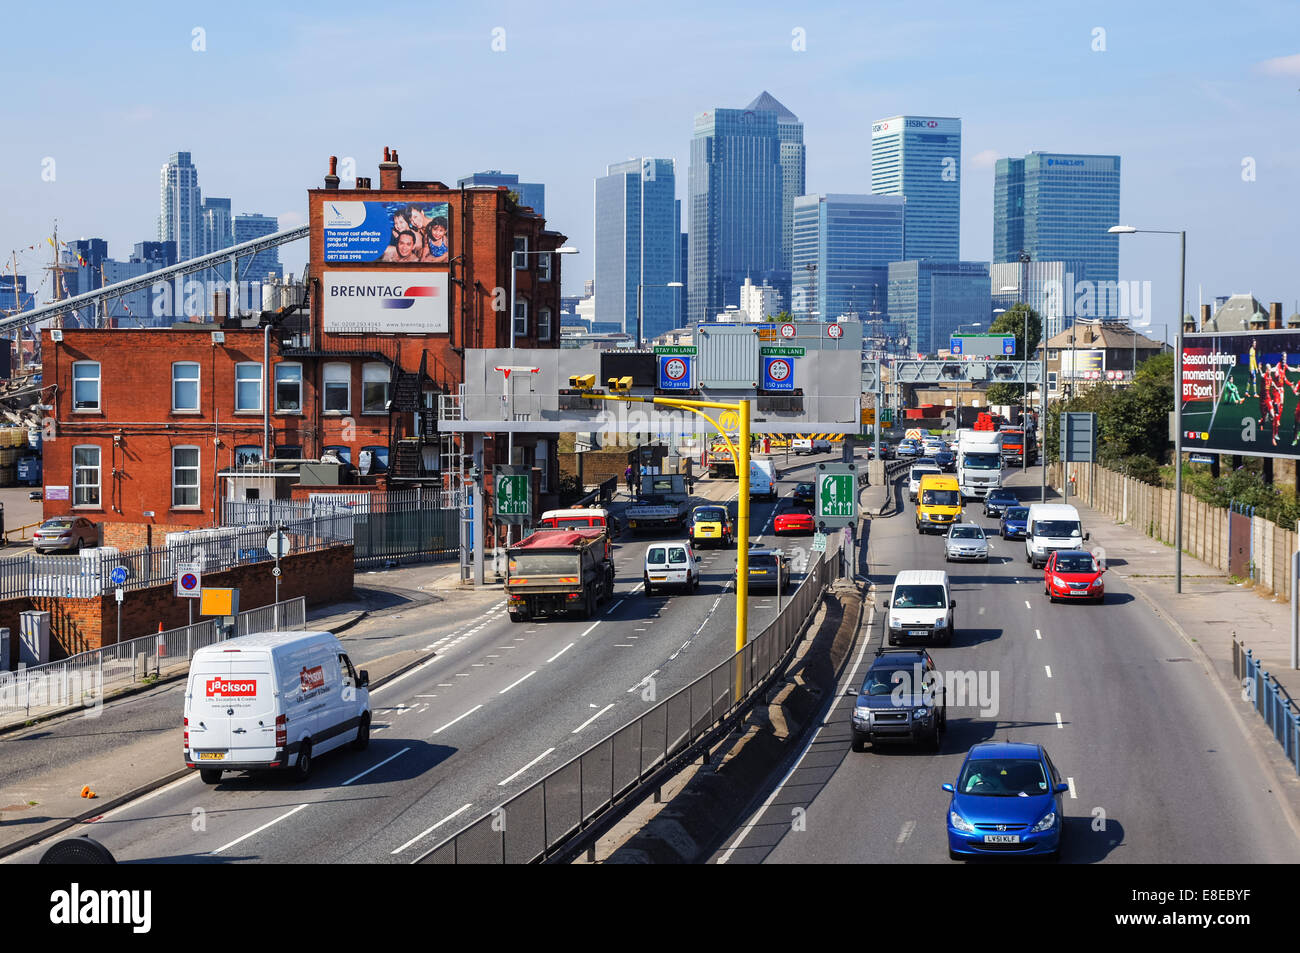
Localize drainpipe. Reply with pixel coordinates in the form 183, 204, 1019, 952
263, 321, 271, 462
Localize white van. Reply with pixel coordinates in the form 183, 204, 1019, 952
749, 459, 778, 500
887, 570, 956, 646
1024, 503, 1088, 569
792, 438, 831, 455
184, 630, 370, 784
643, 541, 701, 595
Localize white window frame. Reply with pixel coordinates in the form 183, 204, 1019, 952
362, 362, 390, 415
513, 299, 529, 338
1048, 371, 1059, 392
234, 362, 263, 413
513, 236, 528, 269
537, 252, 551, 282
72, 444, 101, 508
275, 362, 303, 414
538, 306, 552, 341
172, 445, 201, 509
323, 362, 350, 415
72, 361, 101, 412
172, 361, 200, 413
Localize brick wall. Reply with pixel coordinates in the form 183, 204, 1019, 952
0, 544, 353, 665
559, 449, 636, 489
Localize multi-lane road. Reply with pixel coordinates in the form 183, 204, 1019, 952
7, 455, 834, 864
714, 467, 1300, 864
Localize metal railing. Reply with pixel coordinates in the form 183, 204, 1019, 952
416, 538, 842, 864
1233, 638, 1300, 774
0, 597, 306, 724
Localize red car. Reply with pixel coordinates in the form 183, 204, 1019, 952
1044, 550, 1106, 603
774, 507, 815, 535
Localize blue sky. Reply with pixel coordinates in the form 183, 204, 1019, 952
2, 0, 1297, 335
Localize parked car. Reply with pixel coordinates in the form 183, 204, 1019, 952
943, 742, 1068, 861
944, 523, 990, 562
746, 548, 789, 593
982, 488, 1020, 518
774, 505, 815, 535
643, 541, 701, 595
1000, 505, 1030, 540
28, 489, 42, 502
850, 649, 946, 752
33, 517, 98, 554
1044, 549, 1106, 603
793, 481, 815, 506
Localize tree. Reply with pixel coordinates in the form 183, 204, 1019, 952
984, 303, 1043, 409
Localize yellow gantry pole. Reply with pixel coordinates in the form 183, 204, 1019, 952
574, 390, 751, 654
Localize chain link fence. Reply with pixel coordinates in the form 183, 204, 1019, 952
415, 539, 843, 864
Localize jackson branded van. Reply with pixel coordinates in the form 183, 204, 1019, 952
183, 630, 370, 784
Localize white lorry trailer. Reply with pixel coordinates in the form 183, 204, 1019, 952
956, 429, 1003, 501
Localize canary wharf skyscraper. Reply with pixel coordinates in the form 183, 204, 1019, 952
870, 115, 962, 261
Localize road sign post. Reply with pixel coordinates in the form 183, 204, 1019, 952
267, 524, 292, 619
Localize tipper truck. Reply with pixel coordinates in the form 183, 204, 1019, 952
506, 527, 615, 622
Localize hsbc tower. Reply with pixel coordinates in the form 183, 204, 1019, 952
870, 115, 962, 262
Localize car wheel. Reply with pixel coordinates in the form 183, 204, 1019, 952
199, 768, 222, 785
295, 740, 313, 781
851, 734, 866, 753
352, 713, 371, 751
644, 577, 654, 597
888, 636, 899, 646
692, 572, 700, 592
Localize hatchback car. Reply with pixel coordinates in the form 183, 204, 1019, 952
1000, 505, 1030, 540
792, 482, 815, 507
688, 504, 733, 549
933, 449, 956, 472
33, 516, 98, 553
943, 742, 1068, 860
944, 523, 989, 562
774, 505, 815, 536
746, 548, 788, 593
643, 542, 701, 596
1044, 549, 1105, 603
982, 488, 1019, 518
867, 442, 895, 461
897, 439, 921, 458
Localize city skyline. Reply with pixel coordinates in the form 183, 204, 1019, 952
2, 1, 1297, 336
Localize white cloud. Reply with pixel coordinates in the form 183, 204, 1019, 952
969, 149, 1000, 170
1257, 53, 1300, 76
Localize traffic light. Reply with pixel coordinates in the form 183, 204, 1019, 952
568, 374, 596, 391
607, 376, 633, 393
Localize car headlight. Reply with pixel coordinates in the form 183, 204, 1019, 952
854, 706, 871, 722
950, 811, 975, 833
913, 707, 929, 719
1031, 811, 1058, 833
1052, 575, 1065, 587
890, 617, 903, 628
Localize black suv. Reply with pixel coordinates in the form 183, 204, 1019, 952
849, 649, 947, 752
793, 482, 814, 506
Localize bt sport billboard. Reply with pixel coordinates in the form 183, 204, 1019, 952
322, 200, 451, 263
1181, 329, 1300, 459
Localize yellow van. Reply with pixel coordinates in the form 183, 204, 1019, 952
916, 473, 962, 534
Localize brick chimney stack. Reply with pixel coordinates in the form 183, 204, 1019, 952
1200, 304, 1211, 329
379, 146, 402, 191
323, 155, 340, 190
1270, 302, 1283, 330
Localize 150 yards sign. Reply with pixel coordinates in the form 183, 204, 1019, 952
761, 346, 802, 392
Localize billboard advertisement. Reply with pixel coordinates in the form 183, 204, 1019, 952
322, 201, 452, 263
323, 272, 449, 334
1181, 331, 1300, 458
1061, 349, 1105, 377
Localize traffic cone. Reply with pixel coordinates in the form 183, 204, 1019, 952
79, 785, 96, 799
157, 622, 167, 658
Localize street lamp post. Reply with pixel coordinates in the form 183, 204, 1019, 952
636, 281, 684, 349
1110, 225, 1186, 593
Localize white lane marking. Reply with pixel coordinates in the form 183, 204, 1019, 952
391, 802, 474, 855
437, 683, 453, 687
580, 621, 601, 638
1067, 777, 1077, 799
486, 654, 500, 659
1055, 712, 1063, 729
415, 694, 437, 698
627, 670, 660, 693
632, 583, 644, 593
472, 663, 485, 668
547, 643, 575, 663
342, 747, 411, 786
1035, 629, 1042, 640
454, 673, 470, 677
1045, 665, 1053, 678
897, 821, 916, 844
373, 653, 444, 694
433, 705, 483, 735
498, 671, 537, 695
719, 599, 877, 864
498, 747, 556, 786
211, 803, 309, 855
614, 643, 634, 647
573, 703, 615, 733
978, 606, 985, 615
607, 599, 625, 614
1025, 600, 1032, 609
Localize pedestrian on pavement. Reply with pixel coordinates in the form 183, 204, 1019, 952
625, 464, 635, 496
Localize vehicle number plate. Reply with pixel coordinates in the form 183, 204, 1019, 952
198, 752, 226, 761
908, 629, 926, 637
983, 834, 1020, 843
651, 576, 666, 582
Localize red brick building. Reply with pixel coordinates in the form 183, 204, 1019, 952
41, 148, 566, 544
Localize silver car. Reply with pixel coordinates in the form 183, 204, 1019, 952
944, 523, 989, 562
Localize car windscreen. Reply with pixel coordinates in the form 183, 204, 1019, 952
1005, 507, 1030, 520
796, 483, 813, 493
910, 468, 940, 481
922, 489, 959, 506
957, 758, 1048, 797
510, 553, 580, 575
1035, 520, 1081, 538
693, 508, 727, 522
749, 554, 778, 570
552, 518, 598, 528
962, 452, 1001, 469
1055, 554, 1096, 573
862, 668, 915, 696
892, 584, 947, 609
991, 492, 1018, 503
950, 526, 984, 539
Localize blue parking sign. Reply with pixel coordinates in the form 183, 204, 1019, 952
658, 354, 691, 390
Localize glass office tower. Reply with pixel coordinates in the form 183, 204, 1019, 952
745, 91, 805, 277
688, 107, 784, 325
888, 260, 991, 356
594, 158, 679, 342
791, 194, 903, 322
870, 116, 961, 261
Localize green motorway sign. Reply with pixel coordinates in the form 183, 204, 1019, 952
653, 345, 697, 355
494, 468, 531, 521
818, 474, 854, 518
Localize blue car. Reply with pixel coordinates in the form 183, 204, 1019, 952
1000, 505, 1030, 540
897, 439, 921, 458
982, 488, 1019, 517
943, 742, 1068, 861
